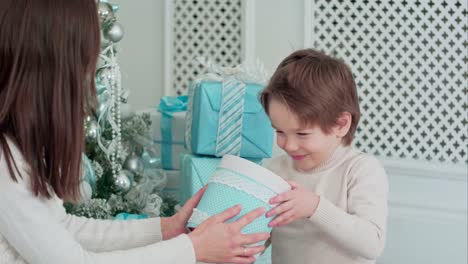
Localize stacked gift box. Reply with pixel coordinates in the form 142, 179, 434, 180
181, 75, 274, 264
143, 95, 189, 201
182, 78, 273, 201
145, 62, 274, 263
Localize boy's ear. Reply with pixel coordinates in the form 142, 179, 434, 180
333, 112, 352, 138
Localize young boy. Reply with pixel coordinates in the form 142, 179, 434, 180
260, 49, 388, 264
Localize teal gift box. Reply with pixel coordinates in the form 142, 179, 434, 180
185, 81, 273, 159
187, 155, 288, 264
179, 154, 221, 204
255, 246, 271, 264
147, 96, 189, 170
179, 153, 262, 205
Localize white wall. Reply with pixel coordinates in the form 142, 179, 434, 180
112, 0, 165, 111
253, 0, 305, 74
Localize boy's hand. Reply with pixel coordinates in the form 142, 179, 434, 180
266, 181, 320, 227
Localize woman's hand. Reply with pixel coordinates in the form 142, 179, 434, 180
189, 205, 270, 264
266, 180, 320, 227
161, 186, 207, 240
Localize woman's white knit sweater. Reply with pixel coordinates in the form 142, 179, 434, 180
0, 138, 196, 264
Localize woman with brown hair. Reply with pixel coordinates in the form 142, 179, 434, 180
0, 1, 268, 263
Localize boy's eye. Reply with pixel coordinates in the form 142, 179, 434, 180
275, 130, 284, 134
296, 132, 310, 136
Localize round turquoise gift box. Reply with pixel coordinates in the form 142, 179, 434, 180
187, 155, 291, 235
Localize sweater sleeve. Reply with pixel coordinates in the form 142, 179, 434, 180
49, 199, 164, 252
308, 155, 389, 260
0, 155, 196, 264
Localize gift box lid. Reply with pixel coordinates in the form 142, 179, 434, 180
218, 155, 290, 194
200, 81, 263, 113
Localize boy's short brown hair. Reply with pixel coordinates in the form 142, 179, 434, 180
260, 49, 360, 145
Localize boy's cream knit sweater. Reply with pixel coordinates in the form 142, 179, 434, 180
268, 145, 388, 264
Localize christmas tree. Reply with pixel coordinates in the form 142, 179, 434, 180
64, 1, 177, 220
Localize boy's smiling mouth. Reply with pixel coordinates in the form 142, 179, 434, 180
291, 154, 308, 160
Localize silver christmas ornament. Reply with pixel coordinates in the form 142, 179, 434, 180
85, 119, 99, 143
97, 67, 113, 83
105, 22, 124, 43
114, 170, 133, 193
123, 154, 144, 176
97, 2, 115, 27
100, 31, 112, 49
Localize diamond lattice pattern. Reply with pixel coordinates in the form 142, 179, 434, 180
172, 0, 243, 95
313, 0, 467, 164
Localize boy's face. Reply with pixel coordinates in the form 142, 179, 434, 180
268, 98, 342, 172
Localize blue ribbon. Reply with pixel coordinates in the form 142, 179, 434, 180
158, 95, 188, 113
114, 212, 148, 220
158, 96, 187, 169
112, 4, 119, 13
95, 79, 107, 95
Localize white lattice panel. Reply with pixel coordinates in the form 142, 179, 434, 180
171, 0, 243, 95
311, 0, 467, 164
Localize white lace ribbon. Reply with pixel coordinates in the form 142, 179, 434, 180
188, 208, 211, 226
209, 169, 276, 204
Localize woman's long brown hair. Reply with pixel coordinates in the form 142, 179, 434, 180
0, 0, 100, 201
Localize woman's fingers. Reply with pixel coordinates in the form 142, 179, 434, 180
228, 245, 266, 264
238, 232, 270, 245
233, 245, 266, 256
212, 204, 242, 223
186, 185, 207, 206
232, 207, 266, 230
191, 205, 270, 264
228, 256, 257, 264
179, 186, 207, 217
